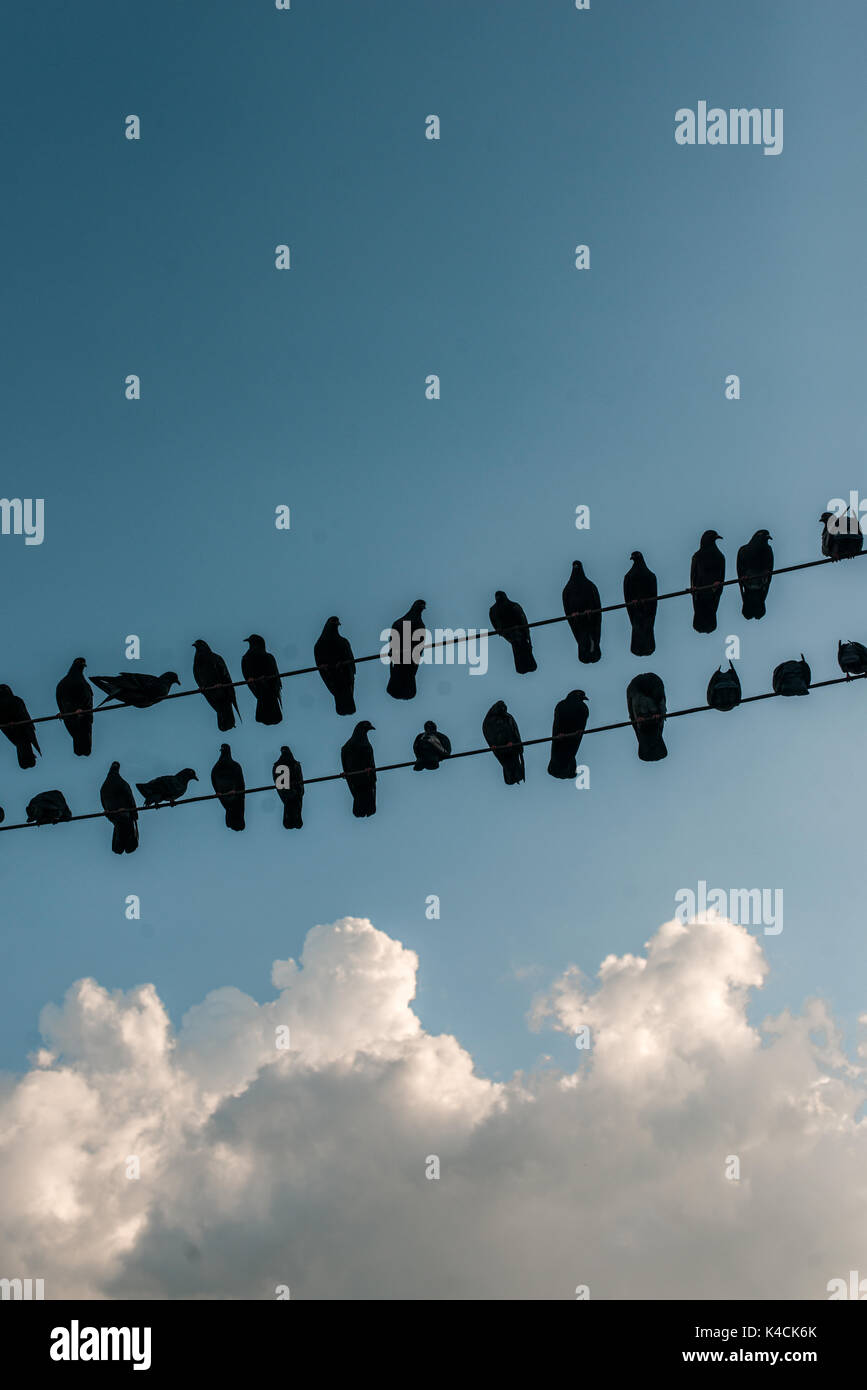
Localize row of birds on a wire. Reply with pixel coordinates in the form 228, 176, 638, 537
5, 640, 866, 851
0, 517, 862, 773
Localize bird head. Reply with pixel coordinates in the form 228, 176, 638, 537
163, 672, 181, 687
109, 760, 121, 773
279, 745, 292, 758
490, 700, 507, 716
245, 634, 265, 648
819, 512, 832, 524
181, 769, 198, 781
326, 616, 340, 629
701, 530, 722, 545
629, 551, 643, 563
754, 529, 772, 542
219, 743, 231, 754
410, 600, 426, 619
572, 689, 588, 701
423, 720, 437, 733
571, 560, 585, 574
494, 590, 507, 602
72, 657, 87, 670
0, 685, 11, 698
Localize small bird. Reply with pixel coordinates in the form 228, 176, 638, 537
314, 617, 356, 715
136, 768, 198, 808
0, 685, 41, 769
56, 657, 93, 756
820, 510, 863, 561
100, 761, 139, 854
241, 635, 282, 725
192, 640, 240, 732
488, 591, 537, 674
562, 562, 601, 663
211, 744, 245, 831
737, 529, 773, 620
273, 745, 304, 828
26, 790, 72, 825
386, 599, 427, 700
547, 690, 589, 779
707, 663, 742, 711
91, 671, 180, 709
626, 673, 667, 761
341, 721, 377, 817
482, 700, 525, 784
413, 720, 452, 770
690, 531, 725, 633
838, 640, 867, 678
773, 655, 811, 696
622, 552, 658, 656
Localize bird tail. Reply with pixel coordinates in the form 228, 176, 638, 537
386, 666, 417, 700
335, 692, 356, 716
503, 755, 525, 785
547, 752, 576, 780
17, 743, 37, 769
630, 622, 656, 656
255, 697, 282, 725
224, 797, 245, 831
637, 729, 667, 762
72, 724, 92, 756
577, 638, 601, 664
282, 802, 303, 830
512, 642, 537, 675
111, 816, 138, 854
217, 707, 236, 732
741, 590, 766, 620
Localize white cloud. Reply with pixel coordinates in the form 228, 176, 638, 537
0, 913, 865, 1300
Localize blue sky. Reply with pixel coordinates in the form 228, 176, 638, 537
2, 0, 866, 1089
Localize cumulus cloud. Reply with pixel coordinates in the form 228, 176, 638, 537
1, 913, 865, 1300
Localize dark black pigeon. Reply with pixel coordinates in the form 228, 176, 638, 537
626, 673, 667, 761
773, 655, 811, 697
690, 530, 725, 633
91, 671, 180, 709
821, 510, 863, 561
707, 663, 742, 711
838, 640, 867, 678
547, 690, 589, 779
26, 790, 72, 825
241, 635, 282, 725
211, 744, 245, 831
273, 745, 304, 828
0, 685, 41, 769
100, 761, 139, 854
482, 700, 525, 785
413, 720, 452, 770
193, 640, 240, 732
314, 617, 356, 715
489, 591, 537, 674
562, 561, 602, 664
136, 768, 198, 808
386, 599, 427, 700
56, 657, 93, 756
737, 529, 773, 620
341, 720, 376, 817
623, 552, 658, 656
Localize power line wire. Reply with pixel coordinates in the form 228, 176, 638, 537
1, 547, 864, 734
0, 670, 861, 835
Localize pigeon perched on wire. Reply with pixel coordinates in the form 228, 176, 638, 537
690, 531, 725, 633
341, 721, 376, 817
385, 600, 427, 700
489, 591, 537, 674
211, 744, 245, 831
0, 685, 41, 769
135, 768, 198, 808
707, 663, 742, 711
820, 510, 863, 561
838, 640, 867, 678
56, 657, 93, 756
562, 562, 602, 663
773, 655, 811, 696
91, 671, 180, 709
241, 635, 282, 725
193, 640, 240, 732
314, 617, 356, 715
737, 530, 773, 619
623, 553, 658, 656
547, 690, 589, 779
626, 673, 667, 761
413, 720, 452, 770
273, 746, 304, 828
100, 761, 139, 854
26, 790, 72, 825
482, 700, 525, 784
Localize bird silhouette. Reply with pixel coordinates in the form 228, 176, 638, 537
56, 657, 93, 756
